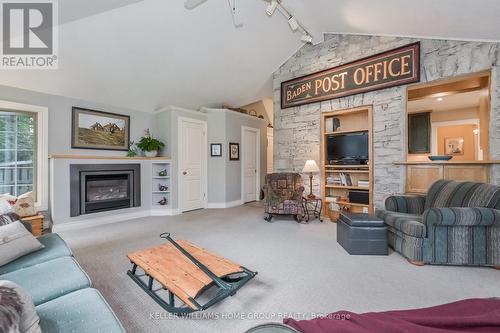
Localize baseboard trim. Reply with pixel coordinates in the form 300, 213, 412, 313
150, 208, 181, 216
53, 208, 183, 232
52, 210, 151, 232
207, 200, 243, 209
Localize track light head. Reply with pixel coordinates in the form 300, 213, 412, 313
301, 34, 313, 44
266, 0, 278, 16
287, 15, 299, 31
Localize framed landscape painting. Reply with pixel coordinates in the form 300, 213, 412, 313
72, 107, 130, 151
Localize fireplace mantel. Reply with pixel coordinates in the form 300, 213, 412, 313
49, 154, 171, 160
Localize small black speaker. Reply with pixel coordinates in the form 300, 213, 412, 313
348, 190, 369, 205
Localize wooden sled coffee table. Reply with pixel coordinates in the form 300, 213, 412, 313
127, 233, 257, 314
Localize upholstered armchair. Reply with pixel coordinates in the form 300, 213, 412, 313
263, 173, 305, 222
376, 180, 500, 267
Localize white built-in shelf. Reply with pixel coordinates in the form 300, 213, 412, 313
151, 161, 171, 212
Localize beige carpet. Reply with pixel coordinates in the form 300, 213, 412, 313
60, 205, 500, 333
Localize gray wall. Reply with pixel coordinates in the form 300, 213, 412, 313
204, 109, 268, 204
155, 107, 208, 210
207, 111, 227, 203
0, 84, 155, 156
156, 107, 267, 207
273, 34, 500, 209
224, 111, 268, 202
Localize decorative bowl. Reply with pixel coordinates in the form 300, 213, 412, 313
428, 155, 453, 161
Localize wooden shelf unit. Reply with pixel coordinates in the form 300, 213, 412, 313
321, 106, 374, 216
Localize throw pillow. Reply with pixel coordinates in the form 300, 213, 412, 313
0, 280, 42, 333
0, 193, 17, 205
0, 221, 44, 267
0, 199, 12, 215
0, 212, 21, 227
12, 192, 36, 218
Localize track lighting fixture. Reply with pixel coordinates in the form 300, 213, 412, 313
184, 0, 314, 44
266, 0, 278, 16
301, 34, 313, 44
228, 0, 243, 26
287, 15, 299, 31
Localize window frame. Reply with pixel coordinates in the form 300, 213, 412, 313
0, 100, 48, 211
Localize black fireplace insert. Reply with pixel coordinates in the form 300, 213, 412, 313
70, 164, 141, 217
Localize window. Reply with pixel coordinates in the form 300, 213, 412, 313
0, 101, 48, 210
0, 111, 37, 197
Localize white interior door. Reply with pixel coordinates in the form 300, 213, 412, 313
242, 127, 260, 203
179, 117, 207, 212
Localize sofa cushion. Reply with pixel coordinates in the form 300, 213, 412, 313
0, 221, 44, 267
377, 210, 426, 238
425, 180, 500, 210
0, 234, 72, 275
1, 257, 91, 306
36, 288, 125, 333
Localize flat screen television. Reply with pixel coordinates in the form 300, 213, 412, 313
327, 131, 368, 164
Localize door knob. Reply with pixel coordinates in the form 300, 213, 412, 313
183, 171, 187, 175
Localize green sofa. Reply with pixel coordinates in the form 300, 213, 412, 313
0, 232, 125, 332
376, 180, 500, 267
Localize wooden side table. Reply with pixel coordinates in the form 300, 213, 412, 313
302, 197, 323, 223
21, 214, 44, 236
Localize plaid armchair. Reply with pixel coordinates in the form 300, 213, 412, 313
263, 173, 305, 222
377, 180, 500, 267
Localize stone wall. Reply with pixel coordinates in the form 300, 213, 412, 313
273, 34, 500, 209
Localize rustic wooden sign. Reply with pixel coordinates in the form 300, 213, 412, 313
281, 42, 420, 109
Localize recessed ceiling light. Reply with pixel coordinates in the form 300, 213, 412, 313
437, 97, 443, 101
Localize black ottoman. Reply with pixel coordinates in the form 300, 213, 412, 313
337, 212, 388, 255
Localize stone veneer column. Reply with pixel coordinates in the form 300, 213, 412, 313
273, 34, 500, 209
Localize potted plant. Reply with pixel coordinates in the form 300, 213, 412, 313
137, 129, 165, 157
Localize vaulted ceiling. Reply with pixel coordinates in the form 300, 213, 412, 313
2, 0, 499, 112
